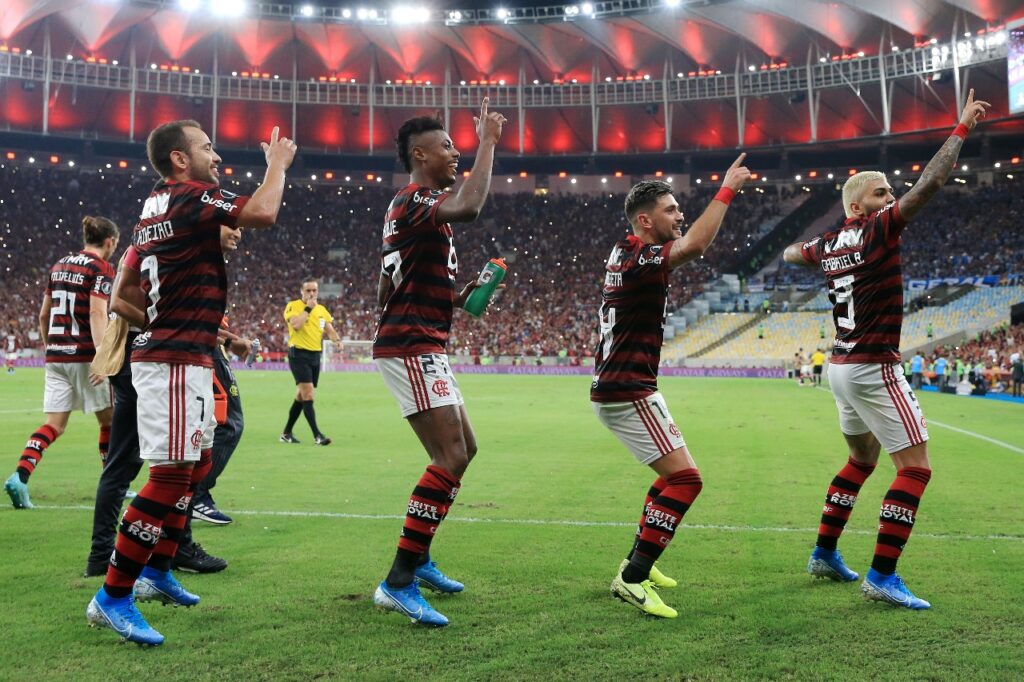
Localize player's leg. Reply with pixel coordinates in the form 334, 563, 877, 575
843, 362, 932, 608
280, 349, 307, 442
6, 397, 70, 509
373, 355, 466, 626
597, 394, 698, 618
87, 363, 207, 645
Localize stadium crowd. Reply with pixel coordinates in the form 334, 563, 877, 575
1, 165, 784, 358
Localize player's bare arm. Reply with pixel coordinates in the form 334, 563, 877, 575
436, 98, 506, 224
783, 242, 815, 267
89, 293, 109, 353
38, 295, 50, 346
237, 126, 298, 229
669, 153, 751, 269
898, 89, 990, 222
325, 323, 341, 343
376, 271, 391, 309
110, 266, 146, 328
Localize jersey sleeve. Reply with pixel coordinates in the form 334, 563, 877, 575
122, 246, 141, 273
176, 183, 251, 229
403, 186, 451, 231
90, 261, 115, 302
873, 201, 907, 247
800, 235, 824, 265
283, 300, 302, 323
319, 306, 334, 324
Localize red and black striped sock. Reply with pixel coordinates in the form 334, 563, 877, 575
386, 465, 461, 588
871, 467, 931, 575
98, 425, 111, 468
627, 477, 666, 561
16, 424, 60, 482
816, 457, 877, 551
102, 466, 192, 597
148, 451, 210, 571
622, 468, 703, 583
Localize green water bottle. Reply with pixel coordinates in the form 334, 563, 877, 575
463, 258, 508, 318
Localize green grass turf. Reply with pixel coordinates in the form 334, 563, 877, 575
1, 368, 1022, 681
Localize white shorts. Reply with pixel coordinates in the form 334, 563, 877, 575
828, 362, 929, 454
375, 353, 464, 418
43, 362, 112, 414
6, 352, 17, 362
592, 392, 687, 465
133, 362, 215, 463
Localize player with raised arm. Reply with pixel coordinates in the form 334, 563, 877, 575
5, 217, 118, 509
85, 121, 296, 645
594, 155, 751, 618
783, 90, 990, 609
371, 99, 505, 627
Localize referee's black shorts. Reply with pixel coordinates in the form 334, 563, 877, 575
813, 365, 823, 376
288, 347, 322, 386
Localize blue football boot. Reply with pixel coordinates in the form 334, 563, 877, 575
373, 580, 449, 627
86, 588, 165, 646
861, 569, 931, 610
134, 566, 201, 607
415, 557, 465, 593
4, 472, 32, 509
807, 546, 859, 582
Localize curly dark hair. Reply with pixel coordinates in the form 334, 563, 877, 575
395, 115, 445, 173
624, 180, 673, 224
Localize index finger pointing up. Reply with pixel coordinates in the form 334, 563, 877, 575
480, 97, 490, 119
729, 152, 747, 170
270, 126, 280, 145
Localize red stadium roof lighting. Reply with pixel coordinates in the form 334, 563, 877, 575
118, 160, 128, 168
49, 155, 59, 164
654, 171, 663, 177
808, 171, 818, 178
911, 163, 921, 171
848, 168, 857, 175
5, 152, 14, 160
614, 171, 623, 178
224, 168, 233, 175
710, 174, 719, 181
749, 173, 758, 180
558, 171, 567, 178
1012, 157, 1021, 165
463, 171, 470, 177
366, 173, 375, 180
519, 172, 528, 178
324, 172, 334, 180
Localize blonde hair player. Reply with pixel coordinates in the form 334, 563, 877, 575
782, 90, 990, 609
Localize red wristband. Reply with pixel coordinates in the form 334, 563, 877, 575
952, 123, 969, 140
714, 187, 736, 205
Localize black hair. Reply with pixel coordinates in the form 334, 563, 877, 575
82, 216, 119, 246
395, 116, 445, 173
624, 181, 673, 224
146, 119, 203, 178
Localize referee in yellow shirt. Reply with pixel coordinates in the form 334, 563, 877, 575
811, 348, 827, 387
280, 278, 341, 445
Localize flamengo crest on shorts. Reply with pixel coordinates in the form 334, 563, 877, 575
593, 392, 686, 465
133, 361, 215, 462
376, 353, 464, 418
828, 362, 929, 454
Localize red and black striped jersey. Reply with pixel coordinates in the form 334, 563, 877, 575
801, 201, 906, 364
373, 184, 456, 359
43, 250, 115, 363
130, 179, 249, 368
591, 235, 675, 402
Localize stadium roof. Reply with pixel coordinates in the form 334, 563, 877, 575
0, 1, 1020, 156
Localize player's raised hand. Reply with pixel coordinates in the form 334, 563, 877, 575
473, 97, 506, 145
261, 126, 298, 170
722, 152, 751, 191
959, 89, 991, 130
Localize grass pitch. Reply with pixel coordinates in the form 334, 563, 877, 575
1, 368, 1022, 681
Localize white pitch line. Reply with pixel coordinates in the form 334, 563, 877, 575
926, 419, 1024, 455
30, 504, 1024, 543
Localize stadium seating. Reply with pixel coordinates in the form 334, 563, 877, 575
662, 313, 758, 361
902, 286, 1024, 350
698, 313, 828, 364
